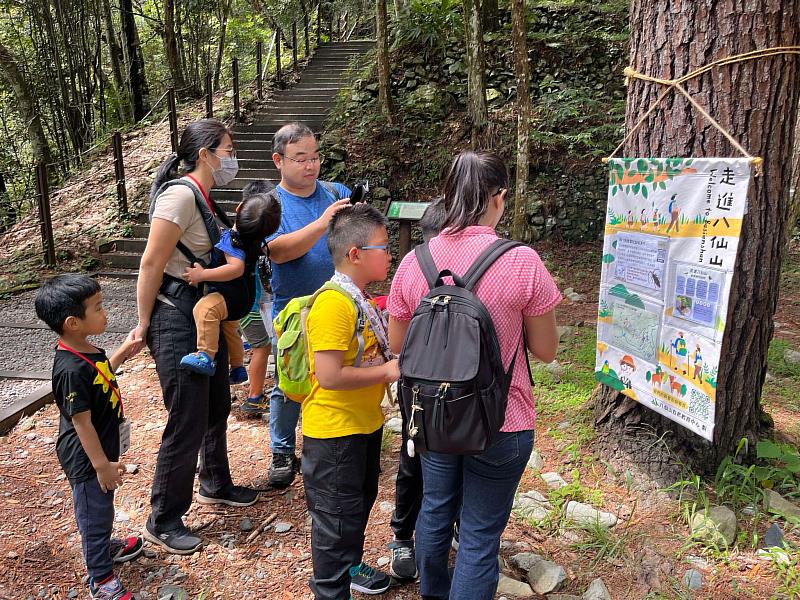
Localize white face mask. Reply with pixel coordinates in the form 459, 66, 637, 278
207, 152, 239, 186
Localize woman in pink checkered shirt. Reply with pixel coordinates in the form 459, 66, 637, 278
387, 150, 561, 600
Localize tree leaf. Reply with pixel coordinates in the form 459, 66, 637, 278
757, 439, 782, 460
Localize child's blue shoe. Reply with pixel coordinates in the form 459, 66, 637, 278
180, 351, 217, 376
239, 394, 269, 416
229, 366, 248, 384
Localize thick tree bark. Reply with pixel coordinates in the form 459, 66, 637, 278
510, 0, 530, 241
593, 0, 800, 480
0, 40, 51, 166
100, 0, 132, 122
163, 0, 186, 92
376, 0, 394, 121
120, 0, 149, 120
393, 0, 405, 18
462, 0, 488, 146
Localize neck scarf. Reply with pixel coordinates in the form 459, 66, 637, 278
330, 271, 393, 361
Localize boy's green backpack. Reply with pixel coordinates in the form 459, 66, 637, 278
273, 282, 366, 402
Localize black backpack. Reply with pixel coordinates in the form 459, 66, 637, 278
398, 239, 532, 455
149, 179, 253, 321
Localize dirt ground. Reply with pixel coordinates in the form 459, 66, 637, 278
2, 241, 799, 600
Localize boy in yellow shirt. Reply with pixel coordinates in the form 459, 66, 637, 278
303, 203, 399, 599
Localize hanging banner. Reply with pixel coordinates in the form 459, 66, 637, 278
595, 158, 751, 441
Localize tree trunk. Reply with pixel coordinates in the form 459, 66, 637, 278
510, 0, 530, 241
120, 0, 149, 120
482, 0, 498, 32
100, 0, 132, 122
376, 0, 394, 121
593, 0, 800, 481
462, 0, 488, 146
214, 0, 232, 91
163, 0, 186, 92
393, 0, 405, 18
0, 40, 51, 167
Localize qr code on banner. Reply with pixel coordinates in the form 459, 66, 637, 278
688, 388, 711, 421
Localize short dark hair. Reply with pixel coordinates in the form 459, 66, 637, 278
327, 204, 388, 264
34, 274, 101, 335
272, 122, 316, 155
231, 193, 282, 259
242, 180, 276, 201
441, 151, 509, 233
420, 197, 446, 241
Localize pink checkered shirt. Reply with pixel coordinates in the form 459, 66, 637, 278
388, 226, 561, 432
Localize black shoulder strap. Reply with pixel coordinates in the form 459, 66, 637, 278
414, 243, 439, 290
462, 239, 524, 291
150, 178, 224, 268
320, 180, 340, 200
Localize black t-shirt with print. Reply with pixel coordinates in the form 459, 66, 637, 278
52, 347, 122, 484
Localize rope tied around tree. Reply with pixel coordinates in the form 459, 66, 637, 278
604, 45, 800, 176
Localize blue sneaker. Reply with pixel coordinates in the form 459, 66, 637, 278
229, 366, 248, 384
180, 351, 216, 376
239, 394, 269, 416
349, 562, 391, 595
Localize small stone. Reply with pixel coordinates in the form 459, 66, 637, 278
377, 556, 390, 567
544, 361, 565, 381
541, 472, 568, 489
565, 501, 618, 529
496, 574, 534, 597
19, 417, 36, 431
25, 433, 37, 441
240, 517, 254, 532
527, 449, 544, 471
690, 505, 737, 547
41, 437, 55, 445
115, 511, 130, 523
386, 417, 403, 433
510, 551, 543, 572
131, 365, 145, 373
274, 522, 292, 533
566, 292, 586, 302
67, 590, 78, 599
147, 363, 157, 369
124, 464, 139, 474
527, 559, 566, 594
757, 548, 790, 564
156, 585, 188, 600
685, 555, 709, 569
379, 501, 395, 513
682, 569, 702, 591
513, 492, 552, 522
763, 522, 785, 548
582, 578, 612, 599
143, 548, 157, 558
7, 551, 18, 559
764, 489, 800, 519
549, 595, 581, 600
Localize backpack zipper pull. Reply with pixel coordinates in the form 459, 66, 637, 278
408, 386, 422, 438
442, 296, 451, 348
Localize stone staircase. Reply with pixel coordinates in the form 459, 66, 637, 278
100, 40, 373, 272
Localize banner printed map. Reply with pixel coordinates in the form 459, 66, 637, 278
595, 158, 751, 440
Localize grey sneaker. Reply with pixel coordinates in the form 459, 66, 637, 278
349, 561, 391, 595
268, 453, 298, 488
388, 539, 418, 580
143, 520, 202, 555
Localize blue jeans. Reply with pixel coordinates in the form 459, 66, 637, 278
269, 333, 301, 454
416, 430, 534, 600
72, 477, 115, 579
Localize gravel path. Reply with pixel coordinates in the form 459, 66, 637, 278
0, 277, 137, 374
0, 379, 48, 411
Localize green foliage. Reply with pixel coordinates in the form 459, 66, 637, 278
569, 518, 630, 568
765, 546, 800, 599
767, 338, 800, 379
393, 0, 463, 57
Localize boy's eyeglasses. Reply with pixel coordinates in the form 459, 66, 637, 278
280, 153, 325, 165
348, 245, 391, 257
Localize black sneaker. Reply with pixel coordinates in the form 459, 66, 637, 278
268, 453, 298, 488
349, 561, 392, 595
143, 520, 202, 555
196, 485, 259, 507
388, 539, 418, 581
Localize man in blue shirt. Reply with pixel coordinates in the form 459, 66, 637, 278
265, 122, 351, 488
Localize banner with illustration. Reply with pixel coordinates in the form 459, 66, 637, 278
595, 158, 751, 441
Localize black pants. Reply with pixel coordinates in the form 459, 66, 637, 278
72, 477, 114, 579
391, 423, 423, 541
302, 429, 382, 600
147, 300, 233, 531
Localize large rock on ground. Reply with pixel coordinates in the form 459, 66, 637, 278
565, 501, 618, 529
764, 489, 800, 519
690, 505, 736, 547
497, 574, 535, 598
528, 559, 567, 595
582, 578, 612, 599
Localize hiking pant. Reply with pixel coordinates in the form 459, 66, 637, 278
302, 429, 382, 600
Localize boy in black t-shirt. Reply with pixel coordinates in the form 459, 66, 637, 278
35, 274, 143, 600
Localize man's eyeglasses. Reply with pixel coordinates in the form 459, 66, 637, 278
280, 153, 325, 166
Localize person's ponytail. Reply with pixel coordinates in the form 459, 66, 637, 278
150, 153, 182, 202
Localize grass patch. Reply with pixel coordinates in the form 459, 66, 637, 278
767, 338, 800, 379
